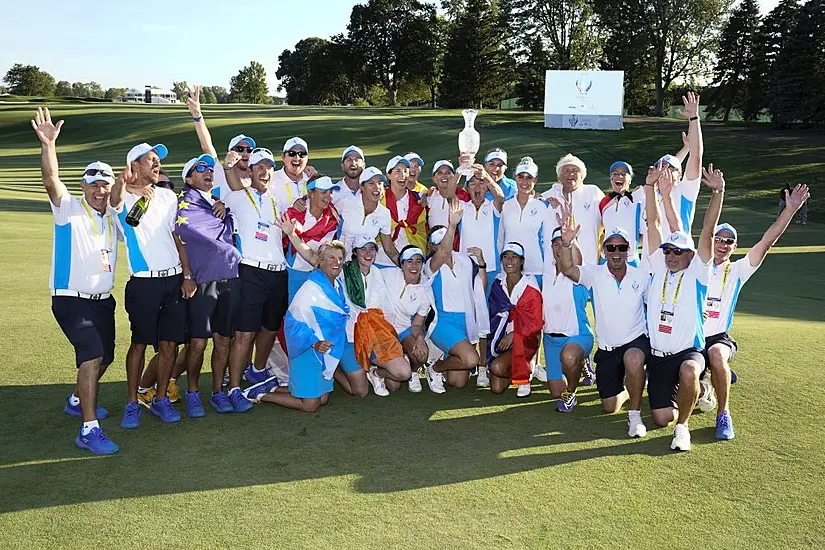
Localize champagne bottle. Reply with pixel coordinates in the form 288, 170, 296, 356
125, 196, 149, 227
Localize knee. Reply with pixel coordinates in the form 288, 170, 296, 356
189, 339, 208, 354
652, 409, 675, 427
602, 400, 621, 415
547, 380, 566, 399
679, 361, 701, 382
560, 347, 583, 368
460, 350, 480, 369
452, 377, 468, 389
354, 386, 368, 399
489, 361, 508, 379
491, 385, 506, 395
235, 332, 255, 345
708, 346, 729, 369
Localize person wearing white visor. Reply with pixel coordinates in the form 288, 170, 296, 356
600, 161, 646, 266
333, 145, 366, 206
273, 137, 314, 211
696, 184, 810, 441
641, 160, 725, 452
377, 155, 427, 268
427, 160, 467, 229
541, 153, 605, 266
184, 84, 254, 199
31, 107, 120, 454
477, 148, 516, 201
403, 152, 428, 194
337, 167, 400, 264
423, 200, 490, 393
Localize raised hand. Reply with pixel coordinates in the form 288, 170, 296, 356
681, 131, 689, 149
225, 150, 241, 169
646, 161, 666, 188
448, 198, 464, 226
466, 246, 485, 266
304, 165, 318, 179
186, 84, 201, 118
786, 184, 810, 211
30, 107, 64, 145
275, 212, 296, 236
117, 163, 138, 188
677, 91, 700, 120
701, 163, 725, 191
555, 201, 580, 245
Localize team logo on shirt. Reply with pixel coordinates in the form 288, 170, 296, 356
583, 202, 591, 211
530, 208, 538, 216
409, 294, 418, 302
632, 281, 640, 291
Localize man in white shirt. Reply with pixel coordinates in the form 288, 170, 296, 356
698, 183, 810, 440
642, 159, 724, 452
333, 145, 366, 206
32, 107, 120, 455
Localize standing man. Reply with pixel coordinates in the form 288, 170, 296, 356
333, 145, 366, 206
175, 154, 243, 416
404, 152, 429, 194
33, 107, 119, 454
110, 142, 190, 428
643, 161, 725, 452
700, 184, 810, 440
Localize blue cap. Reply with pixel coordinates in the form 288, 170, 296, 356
306, 176, 340, 192
386, 155, 412, 173
609, 161, 633, 178
715, 223, 738, 241
127, 143, 168, 164
228, 135, 256, 150
182, 154, 216, 181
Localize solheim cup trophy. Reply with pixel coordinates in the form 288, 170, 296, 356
458, 109, 480, 177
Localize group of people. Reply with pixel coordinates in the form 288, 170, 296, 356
36, 88, 810, 457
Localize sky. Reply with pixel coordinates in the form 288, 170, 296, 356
0, 0, 783, 95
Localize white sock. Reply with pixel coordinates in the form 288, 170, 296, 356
69, 394, 81, 406
628, 409, 642, 418
252, 365, 266, 373
137, 386, 151, 394
81, 420, 100, 435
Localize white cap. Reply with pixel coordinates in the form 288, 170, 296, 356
555, 153, 587, 179
127, 143, 168, 165
82, 161, 115, 185
715, 223, 738, 241
228, 134, 256, 150
660, 231, 696, 252
604, 227, 630, 244
515, 159, 538, 178
182, 154, 216, 182
386, 155, 411, 173
341, 145, 364, 162
550, 227, 563, 241
404, 152, 424, 167
659, 154, 682, 171
353, 234, 378, 250
283, 137, 308, 153
306, 176, 339, 192
501, 242, 525, 257
429, 227, 448, 245
249, 147, 276, 167
432, 160, 455, 175
484, 150, 508, 166
359, 166, 387, 185
400, 247, 425, 262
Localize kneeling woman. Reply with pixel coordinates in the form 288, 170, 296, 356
487, 242, 544, 397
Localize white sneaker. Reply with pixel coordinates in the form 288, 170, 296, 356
516, 384, 531, 398
366, 367, 389, 397
671, 423, 692, 451
627, 410, 648, 438
531, 360, 548, 383
476, 366, 490, 388
696, 378, 717, 413
408, 369, 423, 393
425, 363, 446, 394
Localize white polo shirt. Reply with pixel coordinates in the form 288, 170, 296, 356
703, 253, 761, 337
578, 261, 651, 350
641, 176, 701, 256
428, 189, 462, 229
332, 179, 360, 207
376, 191, 413, 267
599, 186, 645, 263
342, 266, 392, 342
542, 271, 592, 337
271, 168, 308, 209
425, 252, 474, 313
337, 195, 392, 257
460, 198, 501, 273
50, 193, 119, 295
115, 187, 180, 275
646, 249, 712, 354
210, 165, 250, 200
542, 183, 605, 265
223, 187, 288, 266
500, 196, 551, 276
286, 210, 338, 272
382, 267, 433, 334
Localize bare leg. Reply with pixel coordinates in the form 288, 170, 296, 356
708, 344, 732, 414
186, 338, 208, 393
77, 358, 103, 421
602, 390, 629, 414
560, 342, 585, 395
433, 340, 479, 373
171, 346, 187, 379
154, 341, 178, 399
259, 388, 329, 412
375, 356, 413, 382
138, 351, 157, 389
211, 334, 232, 393
254, 328, 276, 370
489, 352, 511, 395
126, 343, 147, 402
624, 348, 646, 410
228, 331, 256, 389
676, 360, 702, 425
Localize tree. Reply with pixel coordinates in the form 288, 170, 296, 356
105, 87, 127, 100
705, 0, 761, 121
87, 81, 104, 99
205, 86, 230, 103
277, 37, 333, 105
55, 80, 72, 96
514, 36, 552, 110
172, 81, 188, 103
71, 82, 90, 97
230, 61, 269, 104
201, 88, 217, 104
600, 20, 656, 115
3, 64, 56, 96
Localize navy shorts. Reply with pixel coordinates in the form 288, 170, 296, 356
124, 274, 186, 347
593, 334, 650, 400
235, 264, 288, 333
702, 331, 738, 364
187, 278, 242, 339
647, 348, 706, 410
52, 295, 116, 367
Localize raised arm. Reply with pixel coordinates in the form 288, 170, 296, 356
556, 202, 582, 282
429, 199, 463, 272
644, 162, 666, 252
675, 131, 690, 164
109, 162, 141, 211
677, 92, 703, 181
276, 213, 318, 266
186, 85, 218, 158
31, 107, 68, 207
660, 184, 682, 233
697, 164, 725, 263
748, 184, 810, 267
478, 165, 505, 211
223, 151, 245, 192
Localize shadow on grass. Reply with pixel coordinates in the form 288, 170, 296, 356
0, 380, 677, 513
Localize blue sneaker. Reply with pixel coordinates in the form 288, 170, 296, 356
64, 396, 109, 419
243, 364, 270, 384
716, 411, 735, 440
209, 391, 234, 413
150, 396, 181, 423
75, 427, 119, 455
121, 401, 141, 429
228, 388, 253, 412
242, 375, 279, 403
222, 373, 230, 387
555, 391, 577, 413
185, 391, 206, 418
581, 359, 596, 387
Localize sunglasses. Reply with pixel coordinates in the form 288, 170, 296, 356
187, 164, 214, 177
604, 244, 629, 252
84, 169, 114, 178
714, 237, 736, 245
285, 150, 308, 158
232, 146, 253, 153
662, 247, 686, 256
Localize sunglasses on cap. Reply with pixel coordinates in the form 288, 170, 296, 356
604, 244, 629, 252
714, 236, 736, 245
84, 168, 114, 178
285, 150, 308, 158
662, 247, 686, 256
232, 146, 254, 153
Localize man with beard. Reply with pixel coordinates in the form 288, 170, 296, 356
333, 145, 366, 206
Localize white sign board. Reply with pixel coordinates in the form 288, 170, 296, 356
544, 70, 624, 130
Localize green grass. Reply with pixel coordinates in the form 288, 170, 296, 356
0, 104, 823, 549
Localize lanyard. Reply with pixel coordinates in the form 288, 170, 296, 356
712, 262, 732, 298
286, 180, 306, 205
660, 271, 685, 308
399, 283, 408, 299
81, 199, 113, 249
244, 188, 278, 222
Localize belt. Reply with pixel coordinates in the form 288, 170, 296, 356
241, 259, 287, 272
548, 333, 568, 338
651, 349, 673, 358
132, 265, 183, 278
599, 334, 645, 353
52, 289, 111, 300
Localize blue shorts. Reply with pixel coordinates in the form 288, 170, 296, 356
339, 342, 375, 374
430, 311, 468, 354
287, 267, 311, 302
543, 333, 595, 381
288, 348, 334, 399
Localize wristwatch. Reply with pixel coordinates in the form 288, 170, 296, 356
184, 274, 194, 280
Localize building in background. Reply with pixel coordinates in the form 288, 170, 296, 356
122, 86, 179, 104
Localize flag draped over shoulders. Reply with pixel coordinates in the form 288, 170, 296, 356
283, 203, 340, 255
383, 190, 427, 250
487, 273, 543, 385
